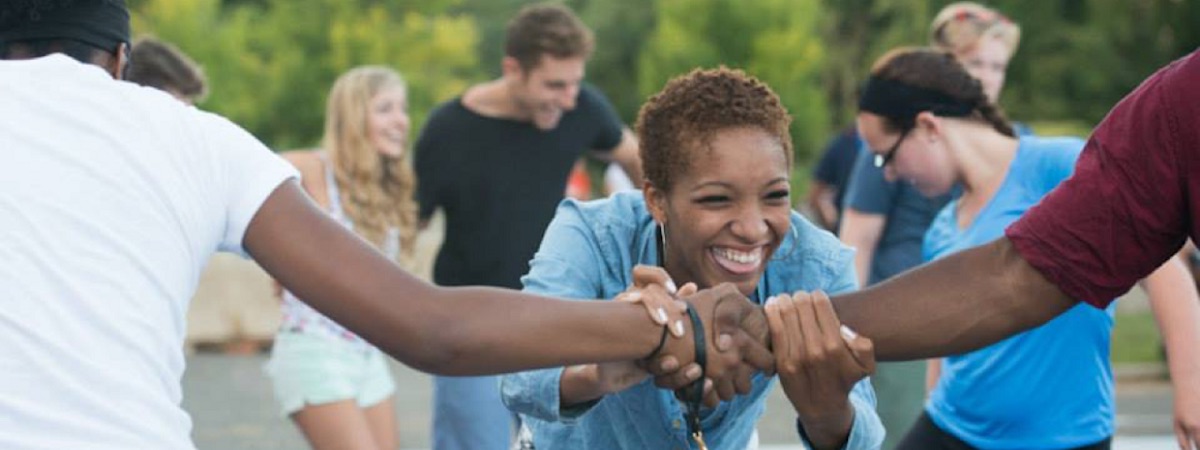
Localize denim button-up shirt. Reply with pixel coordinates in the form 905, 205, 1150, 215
500, 193, 885, 450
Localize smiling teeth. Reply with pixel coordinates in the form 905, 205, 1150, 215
715, 248, 761, 264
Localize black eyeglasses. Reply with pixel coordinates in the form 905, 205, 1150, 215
873, 127, 912, 168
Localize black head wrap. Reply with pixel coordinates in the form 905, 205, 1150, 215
858, 76, 974, 128
0, 0, 130, 51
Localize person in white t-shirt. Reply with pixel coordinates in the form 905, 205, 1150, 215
0, 1, 774, 449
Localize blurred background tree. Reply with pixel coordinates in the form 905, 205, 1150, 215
127, 0, 1200, 180
636, 0, 828, 193
130, 0, 479, 150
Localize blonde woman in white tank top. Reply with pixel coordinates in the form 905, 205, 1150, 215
266, 66, 418, 450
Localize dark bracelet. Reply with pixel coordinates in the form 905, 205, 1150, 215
644, 323, 671, 360
795, 416, 853, 450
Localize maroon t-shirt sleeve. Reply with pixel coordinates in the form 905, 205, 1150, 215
1006, 51, 1199, 308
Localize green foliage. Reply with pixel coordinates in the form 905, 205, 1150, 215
637, 0, 831, 181
126, 0, 1200, 159
131, 0, 480, 150
820, 0, 932, 125
1027, 120, 1092, 139
450, 0, 531, 78
1112, 310, 1164, 364
571, 0, 658, 123
997, 0, 1200, 127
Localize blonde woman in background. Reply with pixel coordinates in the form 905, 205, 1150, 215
929, 2, 1032, 134
266, 66, 418, 450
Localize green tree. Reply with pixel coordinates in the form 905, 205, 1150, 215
820, 0, 931, 126
452, 0, 531, 78
997, 0, 1200, 126
130, 0, 481, 150
570, 0, 659, 122
638, 0, 831, 172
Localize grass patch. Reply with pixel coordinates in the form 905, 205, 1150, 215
1112, 311, 1164, 364
1027, 120, 1095, 138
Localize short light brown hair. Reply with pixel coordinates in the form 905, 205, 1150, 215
504, 3, 593, 70
635, 67, 793, 192
930, 2, 1021, 56
127, 37, 207, 102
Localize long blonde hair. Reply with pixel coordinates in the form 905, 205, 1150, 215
323, 66, 418, 264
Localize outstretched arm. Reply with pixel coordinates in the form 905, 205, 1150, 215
1140, 257, 1200, 449
831, 238, 1076, 361
806, 181, 837, 231
604, 129, 643, 186
839, 209, 885, 288
246, 181, 673, 375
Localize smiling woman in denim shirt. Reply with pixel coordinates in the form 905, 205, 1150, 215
500, 67, 884, 450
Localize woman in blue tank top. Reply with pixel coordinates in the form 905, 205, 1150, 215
854, 47, 1200, 450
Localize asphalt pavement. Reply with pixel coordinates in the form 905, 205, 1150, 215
182, 353, 1181, 450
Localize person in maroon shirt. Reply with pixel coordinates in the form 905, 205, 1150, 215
827, 48, 1200, 448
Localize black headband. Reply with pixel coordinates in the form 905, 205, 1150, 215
0, 0, 130, 51
858, 76, 975, 127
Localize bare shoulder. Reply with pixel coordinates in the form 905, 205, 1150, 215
278, 149, 329, 207
281, 150, 321, 173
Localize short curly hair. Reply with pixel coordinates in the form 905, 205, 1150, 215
635, 66, 793, 191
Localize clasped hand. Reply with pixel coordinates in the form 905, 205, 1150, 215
591, 266, 875, 417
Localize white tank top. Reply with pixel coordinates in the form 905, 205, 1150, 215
279, 154, 400, 350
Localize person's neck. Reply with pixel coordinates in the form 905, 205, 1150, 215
950, 123, 1019, 227
657, 231, 699, 294
462, 78, 530, 122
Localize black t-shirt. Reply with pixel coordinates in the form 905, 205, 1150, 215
415, 84, 624, 288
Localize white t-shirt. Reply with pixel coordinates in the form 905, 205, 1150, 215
0, 55, 297, 449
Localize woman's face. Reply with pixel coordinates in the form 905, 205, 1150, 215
956, 36, 1013, 104
857, 112, 956, 197
366, 84, 410, 158
648, 126, 792, 297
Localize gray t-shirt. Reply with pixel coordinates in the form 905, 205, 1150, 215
842, 143, 951, 285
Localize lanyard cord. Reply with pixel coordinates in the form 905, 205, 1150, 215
656, 225, 708, 444
683, 306, 706, 437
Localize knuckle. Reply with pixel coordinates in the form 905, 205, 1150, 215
823, 341, 841, 355
860, 338, 874, 352
809, 348, 828, 363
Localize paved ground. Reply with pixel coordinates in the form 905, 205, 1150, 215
183, 353, 1181, 450
184, 215, 1181, 449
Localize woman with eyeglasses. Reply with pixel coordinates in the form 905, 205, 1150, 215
857, 47, 1200, 450
837, 5, 1031, 446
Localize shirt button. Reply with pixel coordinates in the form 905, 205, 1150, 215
672, 419, 682, 429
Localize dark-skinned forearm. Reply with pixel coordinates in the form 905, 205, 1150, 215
831, 238, 1076, 360
246, 182, 664, 375
798, 402, 853, 450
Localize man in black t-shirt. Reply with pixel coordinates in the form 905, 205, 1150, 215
413, 4, 641, 450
